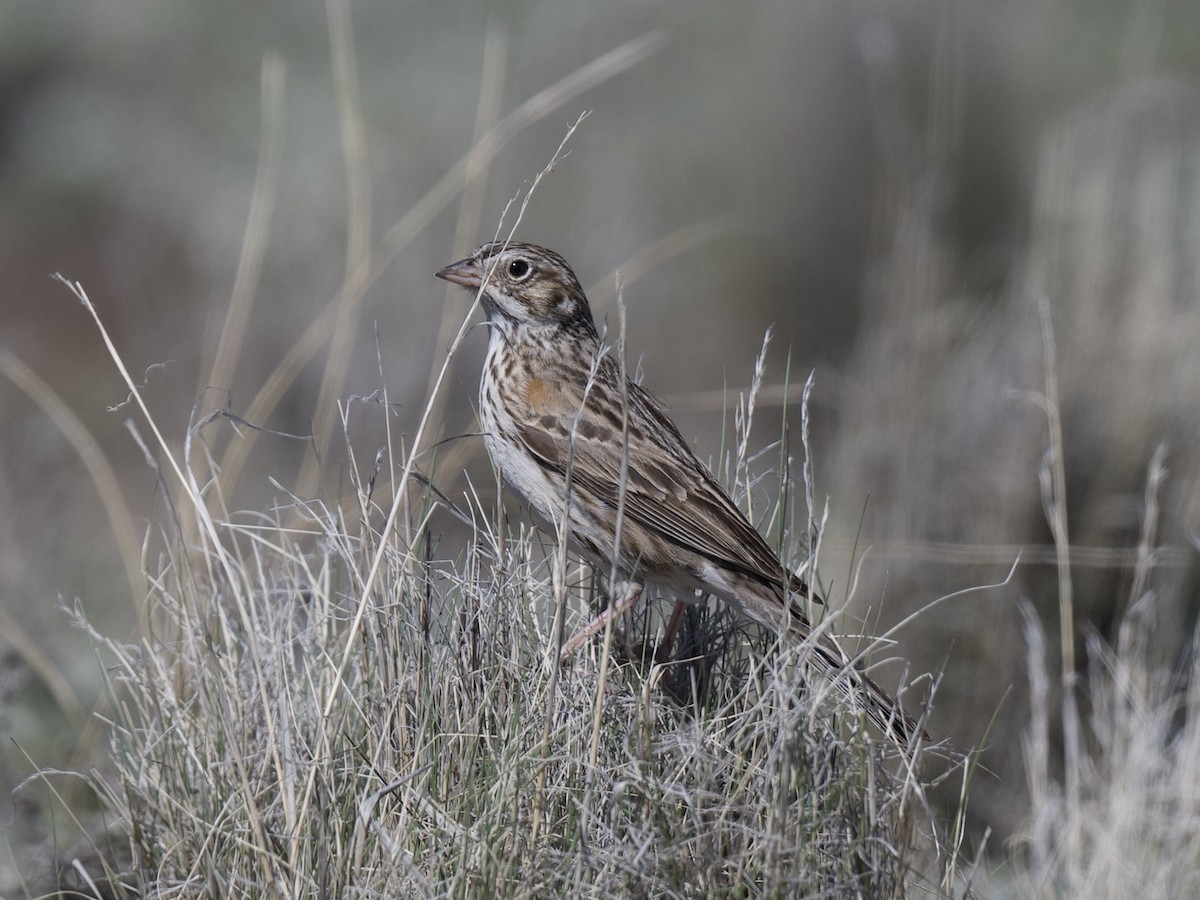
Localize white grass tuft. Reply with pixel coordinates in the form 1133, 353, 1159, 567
43, 278, 963, 896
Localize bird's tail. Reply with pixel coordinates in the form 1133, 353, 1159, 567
787, 607, 926, 747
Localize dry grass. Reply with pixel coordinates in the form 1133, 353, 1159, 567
32, 279, 961, 897
6, 10, 1200, 897
1011, 597, 1200, 899
1007, 441, 1200, 898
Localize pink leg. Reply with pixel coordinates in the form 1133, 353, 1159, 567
653, 600, 688, 664
560, 581, 645, 661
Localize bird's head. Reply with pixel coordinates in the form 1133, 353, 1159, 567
436, 242, 597, 336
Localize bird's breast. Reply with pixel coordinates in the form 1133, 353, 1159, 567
480, 344, 565, 513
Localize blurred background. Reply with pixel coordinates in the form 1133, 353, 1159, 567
3, 0, 1199, 886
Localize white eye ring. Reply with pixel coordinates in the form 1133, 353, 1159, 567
507, 258, 532, 280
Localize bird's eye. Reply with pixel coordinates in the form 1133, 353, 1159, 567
507, 258, 532, 280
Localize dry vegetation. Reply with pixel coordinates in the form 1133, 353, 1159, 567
36, 277, 958, 897
3, 4, 1200, 897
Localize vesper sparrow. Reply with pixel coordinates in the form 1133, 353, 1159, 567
437, 241, 920, 743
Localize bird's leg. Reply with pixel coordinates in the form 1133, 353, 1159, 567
560, 580, 645, 661
653, 599, 688, 664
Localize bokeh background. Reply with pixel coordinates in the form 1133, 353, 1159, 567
3, 0, 1199, 887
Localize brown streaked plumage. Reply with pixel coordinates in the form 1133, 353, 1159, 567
437, 241, 921, 744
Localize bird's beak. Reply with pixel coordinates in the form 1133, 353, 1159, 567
435, 256, 483, 290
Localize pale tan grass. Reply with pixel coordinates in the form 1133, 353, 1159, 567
295, 0, 373, 500
34, 273, 966, 895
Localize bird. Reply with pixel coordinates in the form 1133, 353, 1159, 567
436, 241, 921, 744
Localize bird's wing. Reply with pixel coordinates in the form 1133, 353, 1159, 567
512, 360, 927, 742
513, 361, 815, 599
